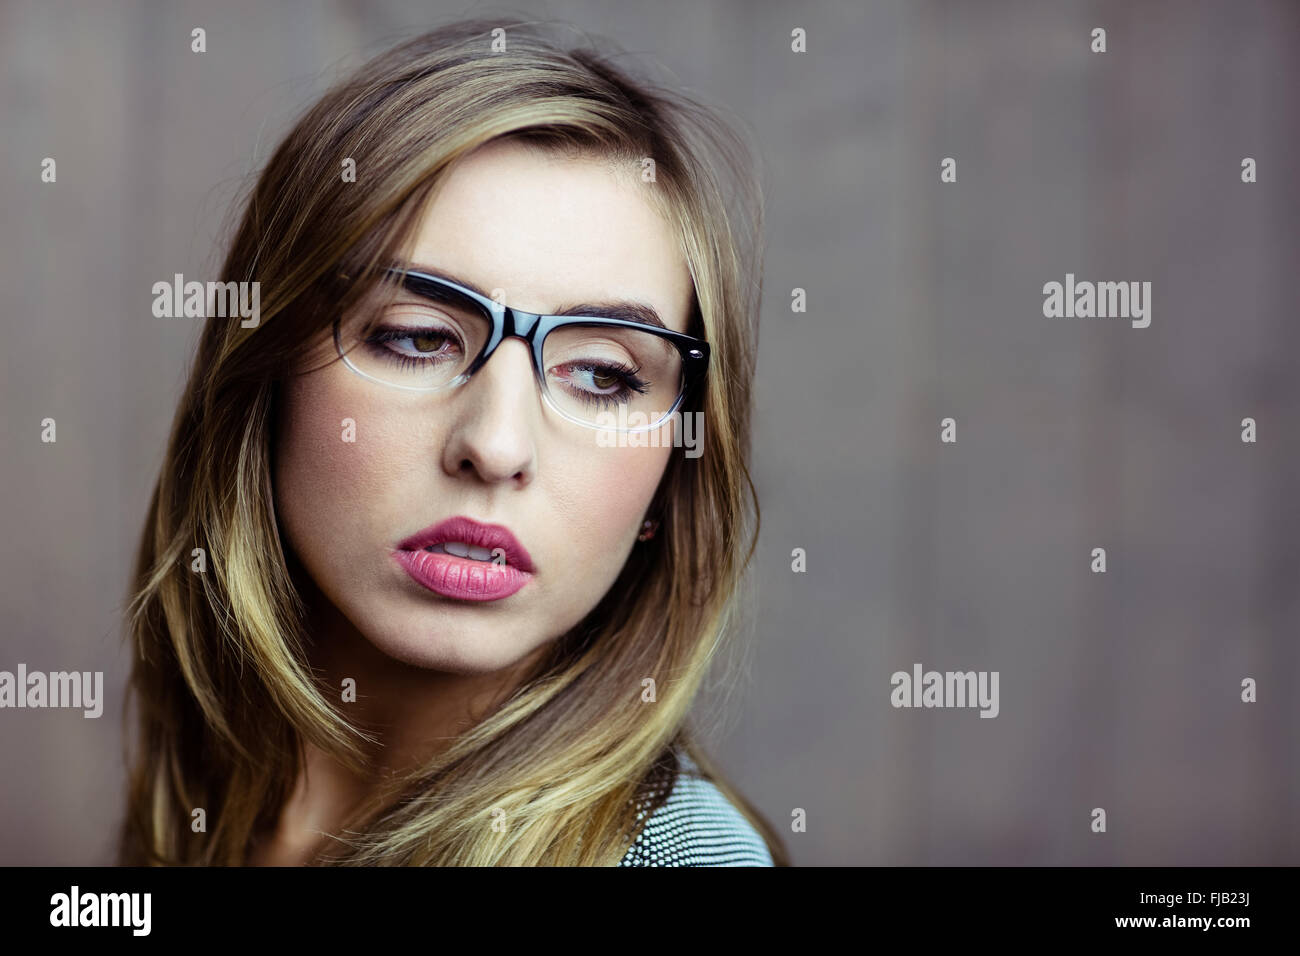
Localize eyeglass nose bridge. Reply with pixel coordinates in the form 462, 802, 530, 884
471, 302, 547, 384
492, 302, 541, 340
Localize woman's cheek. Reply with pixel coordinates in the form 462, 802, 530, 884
275, 373, 397, 570
557, 443, 672, 562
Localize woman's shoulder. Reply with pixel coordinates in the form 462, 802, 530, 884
617, 749, 775, 867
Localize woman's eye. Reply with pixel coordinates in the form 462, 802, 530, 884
557, 364, 624, 394
367, 326, 462, 361
399, 332, 451, 355
589, 369, 622, 391
551, 361, 648, 400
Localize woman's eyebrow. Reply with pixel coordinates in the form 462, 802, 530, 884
553, 300, 667, 330
401, 261, 668, 330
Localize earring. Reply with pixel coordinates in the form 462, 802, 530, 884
637, 518, 660, 542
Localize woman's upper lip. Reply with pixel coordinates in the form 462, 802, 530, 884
396, 516, 535, 573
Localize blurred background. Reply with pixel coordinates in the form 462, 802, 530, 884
1, 0, 1297, 865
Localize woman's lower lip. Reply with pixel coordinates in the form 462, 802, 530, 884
392, 549, 532, 602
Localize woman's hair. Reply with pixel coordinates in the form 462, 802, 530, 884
119, 16, 784, 866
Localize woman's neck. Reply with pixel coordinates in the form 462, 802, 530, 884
246, 590, 546, 865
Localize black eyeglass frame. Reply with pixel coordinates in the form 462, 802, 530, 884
333, 267, 710, 433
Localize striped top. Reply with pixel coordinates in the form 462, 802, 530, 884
618, 750, 774, 866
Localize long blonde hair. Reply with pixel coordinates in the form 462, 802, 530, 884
119, 16, 784, 866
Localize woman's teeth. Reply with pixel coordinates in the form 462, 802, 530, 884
423, 541, 498, 562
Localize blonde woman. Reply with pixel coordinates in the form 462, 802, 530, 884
120, 17, 785, 867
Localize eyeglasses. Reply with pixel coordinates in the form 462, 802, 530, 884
333, 267, 709, 433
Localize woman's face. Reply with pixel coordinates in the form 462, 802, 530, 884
273, 139, 693, 673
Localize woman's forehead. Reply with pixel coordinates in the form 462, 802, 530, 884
404, 141, 695, 334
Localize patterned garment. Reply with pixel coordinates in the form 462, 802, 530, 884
618, 750, 774, 866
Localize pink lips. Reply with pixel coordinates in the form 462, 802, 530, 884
393, 516, 535, 602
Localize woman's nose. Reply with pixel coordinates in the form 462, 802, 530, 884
439, 337, 540, 485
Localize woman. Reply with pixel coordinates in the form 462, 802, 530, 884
119, 17, 785, 866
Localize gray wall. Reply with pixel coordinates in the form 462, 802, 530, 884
1, 0, 1296, 865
